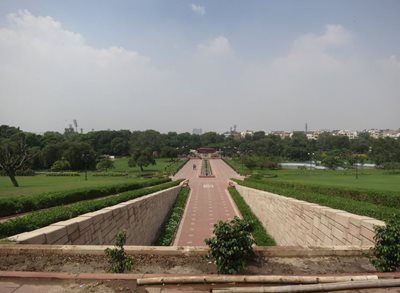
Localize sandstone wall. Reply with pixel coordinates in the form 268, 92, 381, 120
11, 185, 181, 245
234, 183, 384, 247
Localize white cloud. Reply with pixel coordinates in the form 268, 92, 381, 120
190, 4, 206, 16
197, 36, 233, 57
0, 10, 178, 132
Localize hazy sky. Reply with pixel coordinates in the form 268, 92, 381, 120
0, 0, 399, 134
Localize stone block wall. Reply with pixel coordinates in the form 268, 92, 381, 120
234, 183, 385, 247
10, 185, 181, 245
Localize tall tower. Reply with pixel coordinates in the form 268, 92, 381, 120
305, 123, 308, 134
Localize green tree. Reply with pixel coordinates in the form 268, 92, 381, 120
62, 142, 96, 170
51, 159, 71, 171
0, 133, 37, 187
96, 159, 115, 171
128, 148, 156, 172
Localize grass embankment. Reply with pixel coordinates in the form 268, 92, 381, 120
155, 186, 190, 245
0, 180, 182, 239
223, 158, 250, 175
0, 178, 170, 218
235, 179, 400, 222
0, 158, 188, 198
228, 187, 275, 246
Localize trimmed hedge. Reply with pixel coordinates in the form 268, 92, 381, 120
92, 172, 128, 177
228, 187, 275, 246
0, 177, 170, 217
0, 169, 35, 176
0, 180, 182, 238
171, 158, 189, 175
155, 186, 190, 245
234, 179, 399, 222
243, 179, 400, 209
45, 172, 80, 176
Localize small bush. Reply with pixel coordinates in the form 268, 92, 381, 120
105, 230, 133, 273
92, 172, 128, 177
155, 186, 190, 245
371, 215, 400, 272
51, 159, 71, 172
0, 180, 181, 238
228, 187, 275, 246
0, 169, 35, 176
45, 172, 80, 176
0, 177, 170, 217
205, 217, 254, 274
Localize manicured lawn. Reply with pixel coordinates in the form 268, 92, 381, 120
0, 158, 187, 198
227, 159, 400, 193
113, 157, 187, 175
0, 175, 144, 198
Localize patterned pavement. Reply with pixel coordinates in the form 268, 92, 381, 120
173, 158, 242, 246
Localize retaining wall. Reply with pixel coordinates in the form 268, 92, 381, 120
10, 185, 181, 245
234, 183, 385, 247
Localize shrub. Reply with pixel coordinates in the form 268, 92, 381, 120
0, 177, 170, 217
45, 172, 80, 176
205, 217, 254, 274
155, 186, 190, 245
228, 187, 275, 246
51, 159, 71, 172
92, 172, 128, 177
371, 215, 400, 272
0, 169, 35, 176
105, 230, 133, 273
96, 159, 115, 172
0, 180, 181, 238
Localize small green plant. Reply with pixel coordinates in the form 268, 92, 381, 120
370, 215, 400, 272
205, 217, 254, 274
105, 230, 133, 273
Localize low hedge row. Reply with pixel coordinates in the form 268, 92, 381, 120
228, 187, 276, 246
155, 186, 190, 245
243, 178, 400, 209
0, 180, 182, 239
234, 180, 399, 222
0, 169, 36, 176
45, 172, 80, 176
92, 172, 128, 177
0, 177, 170, 217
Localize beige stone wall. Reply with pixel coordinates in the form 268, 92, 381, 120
10, 185, 181, 245
234, 183, 385, 247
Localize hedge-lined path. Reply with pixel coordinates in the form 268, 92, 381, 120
173, 158, 243, 246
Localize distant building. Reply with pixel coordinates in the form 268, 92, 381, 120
192, 128, 202, 135
240, 130, 254, 138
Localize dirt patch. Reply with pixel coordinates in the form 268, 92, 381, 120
0, 253, 376, 275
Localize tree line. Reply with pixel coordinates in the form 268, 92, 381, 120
1, 124, 400, 186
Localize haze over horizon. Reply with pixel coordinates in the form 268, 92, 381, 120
0, 0, 399, 134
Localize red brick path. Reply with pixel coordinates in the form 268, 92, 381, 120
173, 159, 242, 246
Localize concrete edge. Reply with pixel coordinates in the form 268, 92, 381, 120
0, 244, 373, 257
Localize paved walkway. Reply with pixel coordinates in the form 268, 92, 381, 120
173, 158, 243, 246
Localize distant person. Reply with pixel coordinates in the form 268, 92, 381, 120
193, 164, 196, 170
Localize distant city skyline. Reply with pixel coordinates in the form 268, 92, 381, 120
0, 1, 399, 133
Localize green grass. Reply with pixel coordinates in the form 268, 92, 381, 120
226, 159, 400, 193
0, 180, 182, 239
113, 157, 188, 175
155, 186, 190, 246
0, 158, 188, 198
228, 187, 275, 246
235, 180, 400, 222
